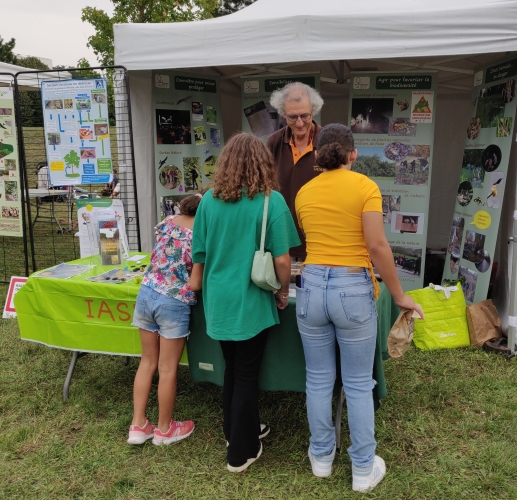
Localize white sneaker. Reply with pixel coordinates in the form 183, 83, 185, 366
308, 444, 336, 478
352, 455, 386, 493
259, 424, 270, 439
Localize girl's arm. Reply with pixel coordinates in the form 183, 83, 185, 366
273, 252, 291, 310
190, 263, 204, 291
362, 211, 424, 318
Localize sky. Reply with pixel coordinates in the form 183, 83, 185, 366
2, 1, 115, 68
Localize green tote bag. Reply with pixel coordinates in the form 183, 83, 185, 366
406, 283, 470, 350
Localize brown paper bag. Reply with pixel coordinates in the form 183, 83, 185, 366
466, 299, 502, 347
388, 307, 421, 358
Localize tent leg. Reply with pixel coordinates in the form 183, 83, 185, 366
508, 212, 517, 355
63, 351, 86, 401
335, 386, 345, 451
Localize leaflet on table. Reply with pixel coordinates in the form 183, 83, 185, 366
442, 56, 517, 303
0, 87, 22, 237
241, 74, 321, 142
32, 263, 94, 279
152, 71, 225, 221
86, 268, 140, 284
75, 199, 129, 259
348, 73, 438, 292
41, 78, 113, 186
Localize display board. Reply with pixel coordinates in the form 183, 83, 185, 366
241, 74, 320, 141
152, 71, 224, 219
0, 88, 22, 236
41, 78, 113, 186
348, 72, 438, 291
75, 198, 129, 260
442, 56, 517, 303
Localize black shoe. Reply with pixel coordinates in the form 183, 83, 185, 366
227, 443, 263, 473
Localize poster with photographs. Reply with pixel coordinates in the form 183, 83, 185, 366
442, 56, 517, 303
153, 71, 225, 219
41, 79, 113, 186
0, 88, 22, 237
349, 73, 437, 291
241, 74, 321, 141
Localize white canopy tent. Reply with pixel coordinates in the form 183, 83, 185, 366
114, 0, 517, 327
0, 61, 71, 90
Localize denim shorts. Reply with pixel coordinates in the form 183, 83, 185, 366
132, 285, 191, 339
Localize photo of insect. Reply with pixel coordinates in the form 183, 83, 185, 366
473, 197, 484, 206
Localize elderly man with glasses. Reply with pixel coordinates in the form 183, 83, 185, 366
268, 82, 324, 260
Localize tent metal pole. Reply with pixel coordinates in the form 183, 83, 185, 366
508, 211, 517, 355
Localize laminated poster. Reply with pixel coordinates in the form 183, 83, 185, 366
241, 74, 321, 142
152, 71, 225, 221
75, 198, 129, 260
348, 73, 438, 292
41, 78, 113, 186
0, 88, 22, 237
442, 56, 517, 303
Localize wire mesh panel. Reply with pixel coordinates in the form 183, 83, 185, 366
11, 66, 140, 279
0, 72, 29, 282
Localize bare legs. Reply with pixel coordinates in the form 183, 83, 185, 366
132, 328, 186, 431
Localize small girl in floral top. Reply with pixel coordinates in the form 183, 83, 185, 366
128, 191, 204, 446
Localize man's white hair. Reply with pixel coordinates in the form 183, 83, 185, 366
270, 81, 324, 116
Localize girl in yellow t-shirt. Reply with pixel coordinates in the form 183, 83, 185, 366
294, 123, 423, 493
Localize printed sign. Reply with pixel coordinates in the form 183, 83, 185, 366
3, 276, 27, 318
152, 71, 224, 221
0, 88, 22, 236
349, 72, 438, 291
41, 79, 113, 186
442, 56, 517, 303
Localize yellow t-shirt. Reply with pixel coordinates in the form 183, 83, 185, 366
295, 168, 382, 267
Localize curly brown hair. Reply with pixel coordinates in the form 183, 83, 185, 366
213, 132, 279, 202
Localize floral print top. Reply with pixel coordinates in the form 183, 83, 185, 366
141, 215, 196, 305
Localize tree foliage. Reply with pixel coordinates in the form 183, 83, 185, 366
353, 154, 395, 178
0, 35, 17, 64
213, 0, 257, 16
17, 56, 50, 127
82, 0, 220, 67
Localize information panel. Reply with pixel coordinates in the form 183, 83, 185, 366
152, 71, 224, 219
442, 57, 517, 303
0, 88, 22, 236
41, 78, 113, 186
348, 73, 438, 291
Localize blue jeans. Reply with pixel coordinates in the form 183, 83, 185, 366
296, 265, 377, 467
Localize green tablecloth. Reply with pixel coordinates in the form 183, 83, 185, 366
15, 254, 152, 356
15, 255, 398, 405
187, 283, 398, 405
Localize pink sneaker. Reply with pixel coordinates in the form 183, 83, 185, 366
127, 419, 156, 445
152, 419, 195, 446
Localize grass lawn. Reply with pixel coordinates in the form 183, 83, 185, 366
2, 283, 517, 499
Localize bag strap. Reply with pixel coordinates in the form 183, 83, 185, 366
259, 195, 269, 252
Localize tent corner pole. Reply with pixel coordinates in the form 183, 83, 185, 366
507, 210, 517, 355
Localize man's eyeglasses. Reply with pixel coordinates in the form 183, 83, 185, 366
285, 113, 312, 123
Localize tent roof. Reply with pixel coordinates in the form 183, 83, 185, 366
114, 0, 517, 72
0, 61, 71, 90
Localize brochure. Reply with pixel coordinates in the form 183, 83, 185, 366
33, 263, 94, 279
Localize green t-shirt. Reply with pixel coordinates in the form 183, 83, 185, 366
192, 189, 300, 341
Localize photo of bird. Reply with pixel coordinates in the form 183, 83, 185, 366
158, 157, 168, 169
486, 177, 503, 199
